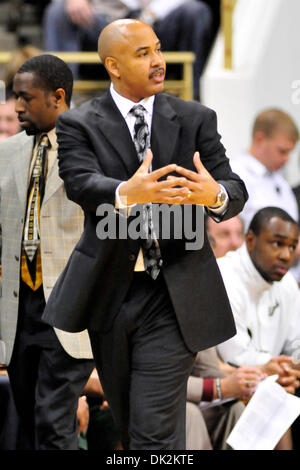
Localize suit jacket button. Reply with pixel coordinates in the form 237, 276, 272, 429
13, 290, 18, 297
129, 254, 136, 261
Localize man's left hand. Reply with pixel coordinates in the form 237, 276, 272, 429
170, 151, 220, 206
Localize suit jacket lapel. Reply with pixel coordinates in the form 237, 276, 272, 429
95, 92, 140, 177
13, 133, 34, 207
94, 91, 180, 175
151, 94, 180, 170
43, 159, 63, 205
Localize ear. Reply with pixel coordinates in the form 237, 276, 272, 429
245, 230, 256, 252
253, 130, 267, 145
53, 88, 66, 107
105, 56, 120, 79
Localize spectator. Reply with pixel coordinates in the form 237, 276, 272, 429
230, 109, 299, 230
0, 95, 20, 143
217, 207, 300, 389
186, 348, 264, 450
43, 0, 214, 99
216, 206, 300, 449
206, 215, 244, 258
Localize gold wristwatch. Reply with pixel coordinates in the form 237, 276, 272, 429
211, 185, 227, 208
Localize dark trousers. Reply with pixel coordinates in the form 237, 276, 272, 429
89, 272, 195, 450
7, 281, 94, 450
0, 376, 20, 450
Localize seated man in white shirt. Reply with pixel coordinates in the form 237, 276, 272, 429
230, 109, 299, 231
217, 206, 300, 394
217, 206, 300, 450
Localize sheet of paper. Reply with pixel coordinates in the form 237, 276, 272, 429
226, 375, 300, 450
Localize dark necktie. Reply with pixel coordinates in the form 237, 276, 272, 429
130, 105, 162, 280
21, 134, 49, 290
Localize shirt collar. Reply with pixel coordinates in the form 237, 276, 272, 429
239, 243, 272, 295
241, 151, 271, 177
110, 83, 155, 119
35, 127, 57, 151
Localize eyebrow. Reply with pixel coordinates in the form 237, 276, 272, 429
272, 233, 298, 243
136, 41, 161, 53
12, 90, 31, 97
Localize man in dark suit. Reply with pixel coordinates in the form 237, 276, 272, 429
43, 19, 248, 450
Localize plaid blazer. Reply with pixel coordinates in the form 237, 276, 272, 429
0, 131, 92, 364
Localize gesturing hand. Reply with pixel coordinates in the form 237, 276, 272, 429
119, 149, 190, 206
173, 151, 221, 206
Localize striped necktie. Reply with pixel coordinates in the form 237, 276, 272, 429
130, 105, 162, 280
21, 134, 49, 290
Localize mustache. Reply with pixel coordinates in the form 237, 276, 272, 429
149, 67, 165, 78
17, 115, 28, 122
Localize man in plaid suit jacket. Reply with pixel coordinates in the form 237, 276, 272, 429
0, 55, 94, 449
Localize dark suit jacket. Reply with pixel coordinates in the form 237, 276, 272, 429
43, 91, 248, 352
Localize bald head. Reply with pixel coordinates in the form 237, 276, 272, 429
97, 19, 166, 102
98, 19, 152, 63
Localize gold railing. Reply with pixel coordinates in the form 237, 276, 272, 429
221, 0, 237, 69
0, 50, 195, 100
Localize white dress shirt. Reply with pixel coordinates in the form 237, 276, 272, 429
110, 83, 154, 141
216, 244, 300, 366
230, 151, 299, 230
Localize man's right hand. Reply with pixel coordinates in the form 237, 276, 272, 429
220, 366, 265, 399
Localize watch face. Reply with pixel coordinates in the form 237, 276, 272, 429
215, 189, 225, 206
212, 187, 226, 208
